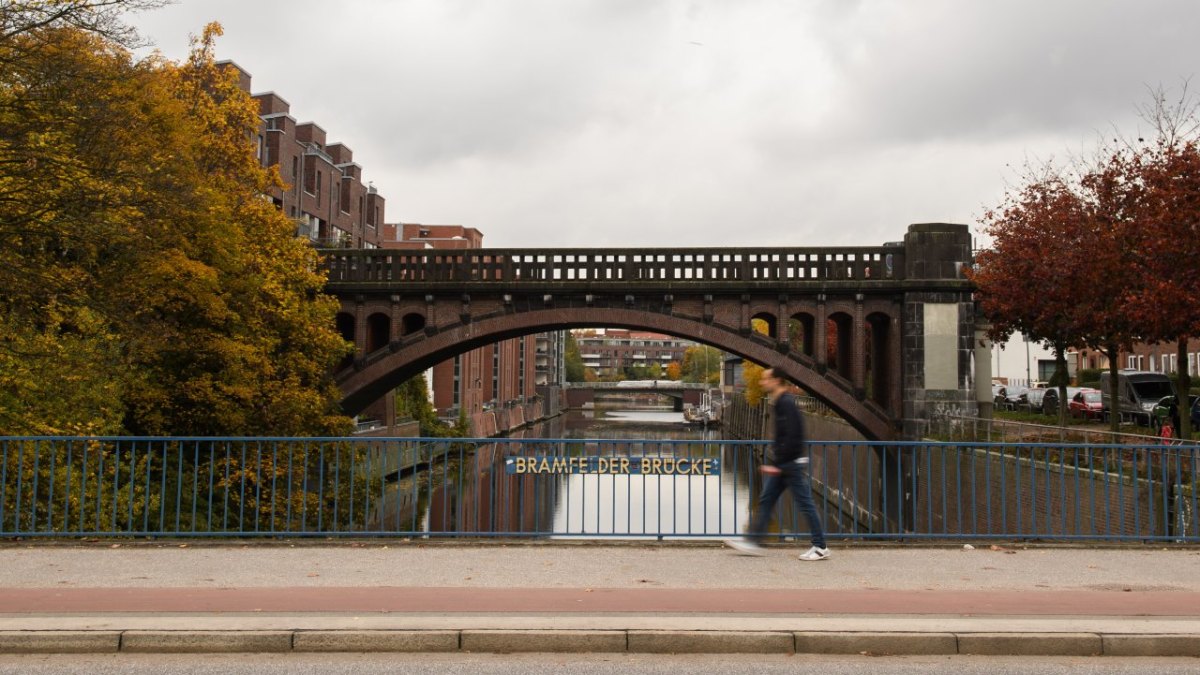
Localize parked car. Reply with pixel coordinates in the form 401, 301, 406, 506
1150, 394, 1200, 432
1099, 370, 1176, 426
1042, 387, 1086, 416
1023, 388, 1048, 412
992, 384, 1007, 408
1002, 386, 1028, 411
1068, 389, 1104, 420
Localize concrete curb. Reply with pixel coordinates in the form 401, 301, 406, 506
461, 630, 625, 653
957, 632, 1103, 656
293, 630, 459, 653
628, 630, 793, 653
794, 631, 958, 655
0, 629, 1196, 656
0, 631, 120, 654
120, 631, 293, 653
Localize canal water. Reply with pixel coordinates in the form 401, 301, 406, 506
382, 408, 771, 538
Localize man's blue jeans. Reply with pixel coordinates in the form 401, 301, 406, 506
747, 461, 827, 548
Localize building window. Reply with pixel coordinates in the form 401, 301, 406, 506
255, 134, 263, 160
519, 336, 526, 397
453, 355, 461, 408
292, 156, 299, 179
316, 172, 322, 205
1192, 353, 1198, 376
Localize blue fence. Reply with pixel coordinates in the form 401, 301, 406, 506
0, 437, 1196, 541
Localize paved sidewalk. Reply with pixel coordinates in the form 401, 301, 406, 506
1, 543, 1199, 656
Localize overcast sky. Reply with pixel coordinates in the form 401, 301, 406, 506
128, 0, 1198, 249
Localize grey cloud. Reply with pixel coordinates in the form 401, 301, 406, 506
129, 1, 1200, 248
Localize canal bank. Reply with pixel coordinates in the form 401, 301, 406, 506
723, 394, 867, 443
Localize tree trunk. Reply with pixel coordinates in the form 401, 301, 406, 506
1178, 336, 1191, 440
1104, 342, 1121, 434
1054, 345, 1069, 427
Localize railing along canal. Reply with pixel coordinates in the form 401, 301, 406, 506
1, 437, 1196, 541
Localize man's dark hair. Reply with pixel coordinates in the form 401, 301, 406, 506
762, 367, 785, 384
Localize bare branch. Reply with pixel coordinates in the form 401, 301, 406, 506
0, 0, 170, 48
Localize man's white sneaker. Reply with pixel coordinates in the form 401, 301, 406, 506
798, 546, 830, 561
724, 538, 765, 556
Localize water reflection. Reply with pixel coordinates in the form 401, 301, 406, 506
373, 410, 763, 538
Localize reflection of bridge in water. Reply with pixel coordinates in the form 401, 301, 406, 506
370, 437, 763, 539
564, 382, 706, 412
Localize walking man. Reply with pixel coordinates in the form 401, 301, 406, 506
726, 367, 829, 561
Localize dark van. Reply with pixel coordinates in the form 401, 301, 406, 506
1098, 370, 1176, 425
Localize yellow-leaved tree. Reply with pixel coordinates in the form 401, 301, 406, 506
0, 16, 351, 436
1, 10, 361, 533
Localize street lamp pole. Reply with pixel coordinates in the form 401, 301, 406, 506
1025, 334, 1032, 386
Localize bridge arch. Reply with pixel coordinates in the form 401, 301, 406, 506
827, 310, 853, 377
750, 311, 777, 338
789, 312, 815, 357
865, 311, 894, 410
365, 312, 391, 353
321, 222, 979, 439
336, 307, 897, 440
335, 312, 355, 343
401, 312, 426, 336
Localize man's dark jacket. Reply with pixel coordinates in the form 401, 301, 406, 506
771, 391, 807, 466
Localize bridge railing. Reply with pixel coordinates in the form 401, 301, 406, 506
929, 414, 1168, 446
320, 247, 905, 285
2, 436, 1195, 541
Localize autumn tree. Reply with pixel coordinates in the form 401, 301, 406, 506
742, 360, 766, 405
1120, 89, 1200, 438
1067, 151, 1148, 433
1, 1, 164, 50
1135, 143, 1200, 438
681, 345, 721, 385
970, 170, 1095, 426
564, 332, 586, 382
0, 19, 351, 435
664, 362, 682, 380
973, 151, 1148, 432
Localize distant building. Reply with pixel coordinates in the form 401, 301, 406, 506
722, 355, 745, 393
574, 329, 690, 376
218, 61, 387, 249
991, 331, 1059, 387
380, 223, 483, 249
381, 224, 565, 418
1074, 338, 1200, 380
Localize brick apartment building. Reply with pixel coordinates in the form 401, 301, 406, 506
219, 61, 387, 250
575, 330, 691, 376
1073, 339, 1200, 381
381, 224, 566, 419
218, 61, 564, 429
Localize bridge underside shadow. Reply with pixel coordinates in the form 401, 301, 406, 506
336, 308, 896, 440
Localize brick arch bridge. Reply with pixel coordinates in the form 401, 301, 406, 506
322, 223, 980, 441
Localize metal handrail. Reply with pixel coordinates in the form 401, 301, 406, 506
1, 436, 1195, 541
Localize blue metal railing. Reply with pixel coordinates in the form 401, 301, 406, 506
0, 437, 1196, 541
